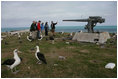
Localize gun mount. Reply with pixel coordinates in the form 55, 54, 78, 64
63, 16, 105, 33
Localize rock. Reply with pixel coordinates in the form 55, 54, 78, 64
105, 63, 115, 69
52, 40, 55, 44
54, 64, 58, 66
59, 56, 66, 60
66, 42, 69, 44
96, 42, 100, 45
28, 66, 30, 69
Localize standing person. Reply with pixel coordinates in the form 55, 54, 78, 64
44, 22, 49, 36
41, 22, 44, 35
37, 20, 41, 39
51, 21, 57, 36
30, 21, 37, 40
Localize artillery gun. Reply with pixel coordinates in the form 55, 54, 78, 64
63, 16, 105, 33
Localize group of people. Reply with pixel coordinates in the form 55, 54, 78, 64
30, 20, 57, 40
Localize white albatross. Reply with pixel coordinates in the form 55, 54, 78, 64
18, 33, 21, 39
2, 49, 22, 73
27, 32, 32, 41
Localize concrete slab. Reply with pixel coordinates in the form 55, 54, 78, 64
72, 32, 110, 43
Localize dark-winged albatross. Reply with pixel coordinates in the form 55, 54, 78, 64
35, 46, 47, 64
2, 49, 22, 73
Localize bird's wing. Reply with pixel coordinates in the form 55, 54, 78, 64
2, 59, 15, 65
27, 36, 32, 41
37, 52, 47, 64
20, 57, 23, 61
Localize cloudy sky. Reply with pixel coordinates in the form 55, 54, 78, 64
1, 1, 117, 28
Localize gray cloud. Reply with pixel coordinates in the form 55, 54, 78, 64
1, 1, 117, 28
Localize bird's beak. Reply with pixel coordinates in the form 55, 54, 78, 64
18, 51, 22, 53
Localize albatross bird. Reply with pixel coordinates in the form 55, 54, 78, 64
2, 49, 22, 73
27, 32, 33, 41
38, 34, 43, 40
27, 36, 32, 41
18, 33, 21, 39
35, 46, 47, 64
1, 38, 3, 41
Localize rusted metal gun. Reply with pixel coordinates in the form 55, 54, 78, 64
63, 16, 105, 33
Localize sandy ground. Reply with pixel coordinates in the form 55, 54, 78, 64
9, 29, 29, 33
1, 29, 30, 38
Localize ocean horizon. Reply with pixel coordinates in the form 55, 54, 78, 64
1, 26, 117, 33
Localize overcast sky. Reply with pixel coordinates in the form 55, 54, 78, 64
1, 1, 117, 28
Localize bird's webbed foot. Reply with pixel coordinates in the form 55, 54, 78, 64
11, 68, 19, 74
36, 61, 42, 64
12, 70, 20, 74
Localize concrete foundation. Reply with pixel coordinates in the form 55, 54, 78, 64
72, 32, 110, 44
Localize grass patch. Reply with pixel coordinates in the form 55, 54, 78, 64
1, 32, 117, 78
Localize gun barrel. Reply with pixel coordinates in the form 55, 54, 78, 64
63, 19, 88, 22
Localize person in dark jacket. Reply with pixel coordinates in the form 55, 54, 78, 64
30, 21, 37, 40
44, 22, 49, 36
51, 21, 57, 36
30, 21, 37, 31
